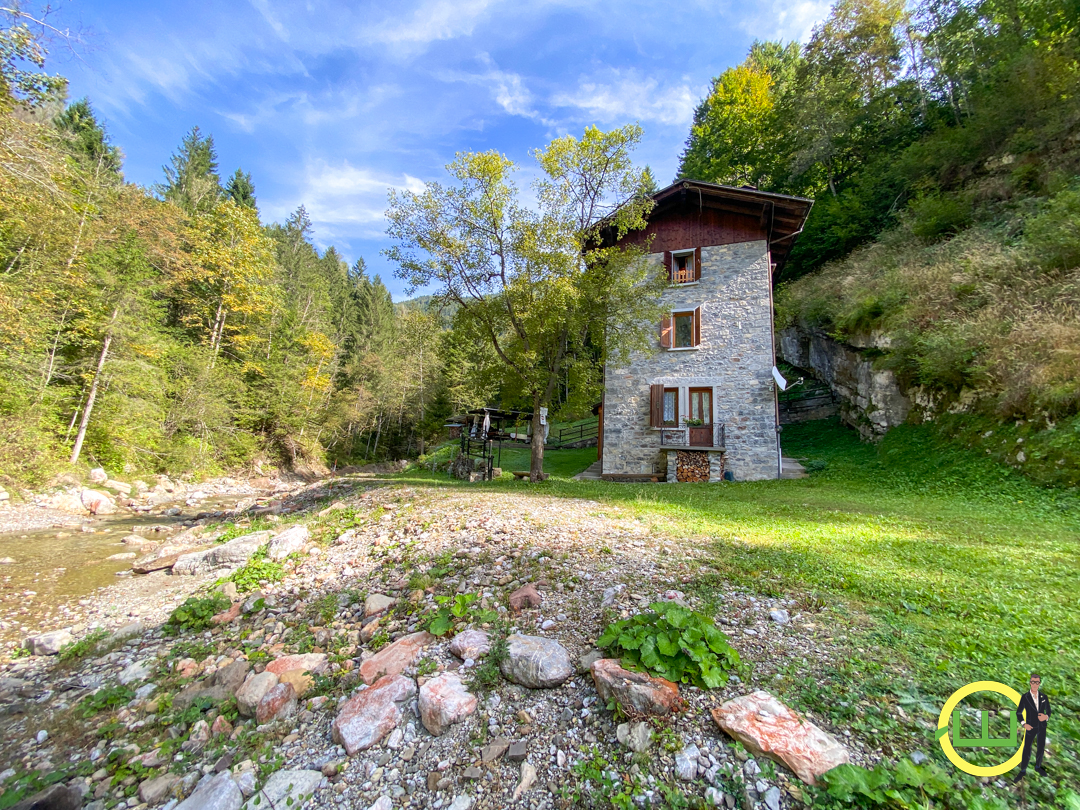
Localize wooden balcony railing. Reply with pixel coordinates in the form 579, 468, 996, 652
659, 422, 725, 449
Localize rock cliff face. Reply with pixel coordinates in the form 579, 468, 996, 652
777, 327, 910, 440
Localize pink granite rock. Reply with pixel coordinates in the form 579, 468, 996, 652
419, 672, 477, 736
331, 674, 417, 755
711, 690, 850, 785
236, 671, 279, 717
255, 682, 297, 724
265, 653, 329, 677
359, 631, 434, 685
591, 658, 683, 716
509, 583, 541, 612
211, 602, 242, 625
211, 715, 233, 737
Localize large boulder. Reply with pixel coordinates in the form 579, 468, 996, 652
241, 770, 322, 810
711, 691, 851, 786
332, 674, 416, 755
173, 531, 272, 575
80, 489, 116, 515
265, 653, 328, 677
24, 629, 72, 656
449, 629, 490, 660
175, 772, 243, 810
500, 634, 572, 688
266, 525, 310, 561
236, 672, 279, 718
591, 658, 682, 716
419, 673, 477, 736
359, 631, 434, 685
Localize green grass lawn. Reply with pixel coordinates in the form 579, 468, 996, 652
396, 419, 1080, 802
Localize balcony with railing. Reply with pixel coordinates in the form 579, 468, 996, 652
659, 422, 725, 451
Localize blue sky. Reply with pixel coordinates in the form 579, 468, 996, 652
55, 0, 830, 299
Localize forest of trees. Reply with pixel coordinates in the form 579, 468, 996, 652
0, 13, 512, 486
2, 0, 1078, 487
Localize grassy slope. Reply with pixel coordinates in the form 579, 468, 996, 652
397, 419, 1080, 799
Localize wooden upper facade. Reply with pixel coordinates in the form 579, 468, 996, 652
609, 180, 813, 271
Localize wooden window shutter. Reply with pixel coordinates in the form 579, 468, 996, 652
694, 247, 702, 280
660, 314, 672, 348
662, 251, 672, 282
693, 306, 702, 347
650, 384, 664, 428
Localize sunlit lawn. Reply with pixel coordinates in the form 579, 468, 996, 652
396, 419, 1080, 786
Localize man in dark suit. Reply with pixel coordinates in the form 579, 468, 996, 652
1014, 673, 1050, 781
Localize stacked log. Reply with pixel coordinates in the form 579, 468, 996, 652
676, 450, 710, 482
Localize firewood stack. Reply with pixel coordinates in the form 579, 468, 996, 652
676, 450, 710, 482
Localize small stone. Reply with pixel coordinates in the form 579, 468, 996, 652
507, 740, 528, 762
419, 672, 477, 736
359, 632, 434, 685
481, 739, 509, 763
117, 660, 153, 685
448, 797, 472, 810
247, 769, 322, 810
278, 669, 314, 698
616, 721, 652, 753
24, 629, 72, 656
591, 658, 681, 716
266, 525, 310, 560
236, 672, 279, 717
265, 653, 329, 677
367, 798, 393, 810
462, 767, 482, 780
35, 730, 48, 744
508, 583, 541, 612
768, 609, 789, 625
365, 593, 397, 617
331, 674, 416, 755
174, 772, 242, 810
675, 744, 700, 781
500, 635, 572, 688
138, 775, 178, 805
910, 751, 927, 765
512, 762, 537, 801
449, 629, 490, 660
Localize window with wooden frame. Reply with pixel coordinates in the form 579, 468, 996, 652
659, 306, 702, 349
648, 384, 680, 427
662, 248, 702, 285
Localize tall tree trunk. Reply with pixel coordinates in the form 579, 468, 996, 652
39, 307, 68, 398
69, 328, 114, 466
529, 391, 545, 482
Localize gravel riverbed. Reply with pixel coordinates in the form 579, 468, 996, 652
0, 478, 883, 810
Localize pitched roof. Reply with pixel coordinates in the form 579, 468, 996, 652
647, 180, 813, 270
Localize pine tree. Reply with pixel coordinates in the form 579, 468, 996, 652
225, 168, 256, 209
53, 98, 122, 176
159, 126, 222, 214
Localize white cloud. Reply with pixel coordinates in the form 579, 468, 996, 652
438, 55, 557, 125
361, 0, 499, 47
278, 161, 427, 239
552, 69, 698, 127
737, 0, 832, 43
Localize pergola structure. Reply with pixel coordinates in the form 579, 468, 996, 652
449, 407, 532, 481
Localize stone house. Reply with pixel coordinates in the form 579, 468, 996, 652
599, 180, 812, 482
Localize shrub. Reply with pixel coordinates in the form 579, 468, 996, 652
58, 627, 110, 662
165, 593, 231, 634
227, 548, 284, 593
596, 601, 740, 689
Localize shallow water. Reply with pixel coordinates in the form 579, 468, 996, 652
0, 498, 244, 643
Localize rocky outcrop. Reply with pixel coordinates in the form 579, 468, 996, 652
778, 326, 910, 439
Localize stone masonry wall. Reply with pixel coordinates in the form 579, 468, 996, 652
603, 241, 780, 482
